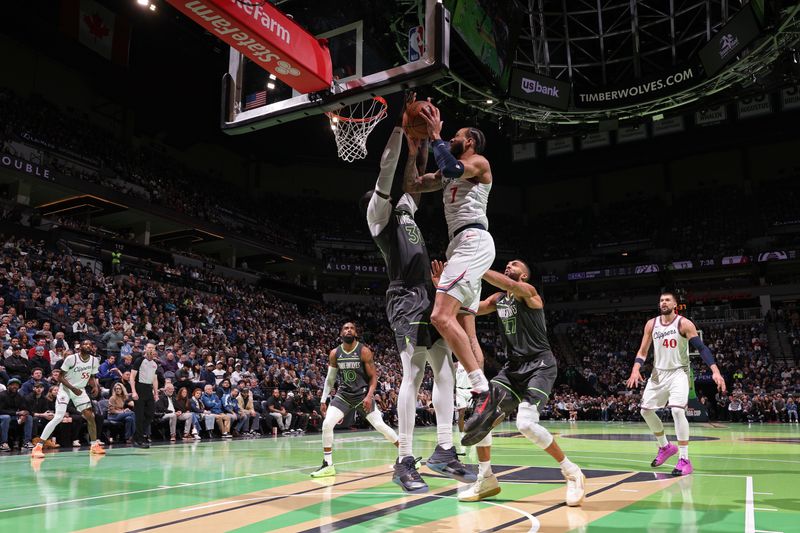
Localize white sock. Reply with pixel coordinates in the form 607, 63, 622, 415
468, 370, 489, 393
559, 457, 579, 474
479, 460, 492, 477
428, 340, 455, 451
656, 434, 668, 447
679, 445, 689, 460
323, 452, 333, 466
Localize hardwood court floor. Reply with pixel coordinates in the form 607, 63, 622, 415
1, 421, 798, 532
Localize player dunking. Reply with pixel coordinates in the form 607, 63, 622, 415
626, 291, 727, 475
311, 322, 399, 478
32, 340, 105, 458
407, 103, 496, 441
360, 97, 474, 493
453, 260, 585, 504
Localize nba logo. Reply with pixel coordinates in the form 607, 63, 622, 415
408, 26, 425, 62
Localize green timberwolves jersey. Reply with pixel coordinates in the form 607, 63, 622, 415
496, 293, 551, 359
335, 342, 369, 397
373, 194, 431, 285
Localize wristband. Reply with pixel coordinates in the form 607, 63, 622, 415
634, 357, 646, 366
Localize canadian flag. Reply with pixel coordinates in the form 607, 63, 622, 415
61, 0, 130, 65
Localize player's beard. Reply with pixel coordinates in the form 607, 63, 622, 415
450, 140, 465, 158
660, 306, 674, 315
342, 335, 356, 344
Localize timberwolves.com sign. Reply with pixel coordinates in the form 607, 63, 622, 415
574, 66, 698, 109
509, 69, 571, 111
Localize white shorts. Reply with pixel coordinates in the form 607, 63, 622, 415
455, 388, 472, 410
640, 368, 690, 410
437, 228, 495, 314
56, 385, 92, 414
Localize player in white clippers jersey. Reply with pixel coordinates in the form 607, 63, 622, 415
406, 102, 496, 442
32, 340, 105, 458
626, 291, 726, 475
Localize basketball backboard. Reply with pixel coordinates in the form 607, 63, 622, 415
221, 0, 449, 134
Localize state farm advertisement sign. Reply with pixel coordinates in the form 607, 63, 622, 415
167, 0, 332, 93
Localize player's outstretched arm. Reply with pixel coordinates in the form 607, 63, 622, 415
477, 292, 502, 316
483, 269, 541, 308
361, 346, 378, 412
681, 319, 727, 393
626, 319, 654, 388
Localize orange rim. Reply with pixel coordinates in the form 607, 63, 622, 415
325, 96, 388, 124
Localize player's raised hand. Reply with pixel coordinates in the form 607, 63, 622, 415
419, 100, 443, 139
430, 260, 445, 286
625, 368, 643, 389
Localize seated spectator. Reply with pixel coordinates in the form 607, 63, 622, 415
266, 388, 292, 435
97, 354, 124, 388
107, 382, 135, 443
174, 386, 200, 439
4, 346, 31, 381
200, 384, 231, 438
28, 347, 51, 377
26, 382, 51, 440
0, 378, 33, 450
236, 387, 260, 435
20, 368, 46, 396
155, 382, 189, 442
190, 387, 213, 438
223, 388, 244, 436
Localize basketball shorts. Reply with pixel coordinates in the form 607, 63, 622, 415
330, 391, 378, 418
455, 387, 472, 410
385, 283, 440, 351
56, 385, 92, 414
491, 351, 558, 413
640, 367, 690, 409
437, 228, 495, 314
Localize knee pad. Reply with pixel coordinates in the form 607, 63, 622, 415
671, 406, 690, 440
516, 402, 553, 449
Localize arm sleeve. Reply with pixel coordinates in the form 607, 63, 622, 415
376, 127, 404, 195
366, 193, 392, 237
321, 366, 338, 403
689, 336, 716, 367
431, 139, 464, 178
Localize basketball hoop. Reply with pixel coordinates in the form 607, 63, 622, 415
326, 96, 388, 162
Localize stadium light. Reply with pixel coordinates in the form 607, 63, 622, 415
137, 0, 149, 6
149, 3, 156, 11
485, 99, 494, 105
267, 82, 275, 90
269, 74, 277, 80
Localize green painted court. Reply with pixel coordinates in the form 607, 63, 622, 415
1, 421, 798, 532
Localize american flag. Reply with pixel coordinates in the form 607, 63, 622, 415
243, 90, 267, 110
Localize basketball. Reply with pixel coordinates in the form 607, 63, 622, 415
403, 100, 436, 140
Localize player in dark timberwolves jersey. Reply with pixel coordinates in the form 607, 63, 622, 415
311, 322, 399, 478
452, 260, 585, 505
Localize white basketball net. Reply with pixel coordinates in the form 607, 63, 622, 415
326, 96, 388, 162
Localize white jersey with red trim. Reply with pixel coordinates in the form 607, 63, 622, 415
651, 315, 689, 371
441, 175, 490, 238
60, 353, 99, 389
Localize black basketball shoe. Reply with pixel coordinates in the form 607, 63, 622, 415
461, 387, 506, 446
426, 445, 477, 483
392, 455, 429, 494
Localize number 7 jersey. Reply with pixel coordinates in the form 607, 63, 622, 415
441, 175, 491, 238
651, 315, 689, 371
